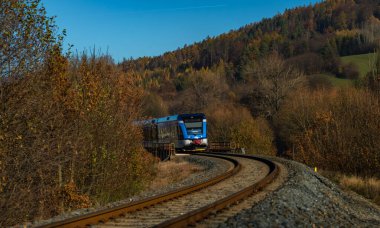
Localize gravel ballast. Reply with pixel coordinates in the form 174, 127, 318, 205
130, 154, 233, 200
221, 156, 380, 227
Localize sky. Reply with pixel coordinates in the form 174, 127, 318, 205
41, 0, 320, 62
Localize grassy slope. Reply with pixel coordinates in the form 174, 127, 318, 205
341, 53, 375, 78
310, 53, 375, 88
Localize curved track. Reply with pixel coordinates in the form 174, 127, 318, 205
38, 153, 279, 228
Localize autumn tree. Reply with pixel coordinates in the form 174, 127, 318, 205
0, 1, 64, 224
170, 65, 229, 113
0, 0, 61, 79
0, 51, 155, 226
244, 52, 304, 117
204, 103, 274, 155
0, 1, 155, 225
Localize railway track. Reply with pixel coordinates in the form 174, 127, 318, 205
38, 153, 279, 228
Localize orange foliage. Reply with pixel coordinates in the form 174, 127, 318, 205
61, 182, 91, 210
276, 88, 380, 177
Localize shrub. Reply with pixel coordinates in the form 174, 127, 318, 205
0, 53, 156, 226
275, 88, 380, 177
339, 62, 360, 79
142, 92, 169, 118
205, 103, 275, 155
308, 75, 333, 91
230, 117, 274, 155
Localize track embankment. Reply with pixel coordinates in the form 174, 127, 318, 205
34, 154, 279, 228
34, 153, 379, 227
220, 156, 380, 227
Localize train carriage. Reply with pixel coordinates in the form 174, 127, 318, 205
140, 113, 207, 151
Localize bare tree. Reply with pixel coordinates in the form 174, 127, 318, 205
361, 19, 380, 45
247, 52, 305, 117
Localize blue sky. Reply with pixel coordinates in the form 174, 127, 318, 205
41, 0, 320, 62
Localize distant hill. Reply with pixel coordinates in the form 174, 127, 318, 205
121, 0, 380, 79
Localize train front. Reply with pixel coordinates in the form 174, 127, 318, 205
178, 113, 208, 151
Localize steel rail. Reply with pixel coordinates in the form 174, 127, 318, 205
37, 155, 240, 228
155, 152, 279, 228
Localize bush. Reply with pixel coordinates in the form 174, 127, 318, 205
0, 53, 156, 226
204, 103, 275, 155
142, 92, 169, 118
338, 62, 360, 79
275, 88, 380, 177
308, 75, 333, 91
230, 117, 274, 155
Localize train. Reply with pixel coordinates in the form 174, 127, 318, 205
139, 113, 208, 151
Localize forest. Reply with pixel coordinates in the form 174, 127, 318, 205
1, 0, 380, 226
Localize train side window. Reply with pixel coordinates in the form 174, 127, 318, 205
152, 124, 158, 141
177, 125, 184, 140
143, 126, 147, 140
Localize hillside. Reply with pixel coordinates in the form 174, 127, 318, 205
308, 53, 376, 87
118, 0, 380, 191
121, 0, 380, 80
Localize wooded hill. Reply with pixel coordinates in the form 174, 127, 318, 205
118, 0, 380, 185
121, 0, 380, 79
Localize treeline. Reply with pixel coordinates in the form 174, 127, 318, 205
0, 1, 155, 226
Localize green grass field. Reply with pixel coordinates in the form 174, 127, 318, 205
311, 53, 376, 88
341, 53, 375, 78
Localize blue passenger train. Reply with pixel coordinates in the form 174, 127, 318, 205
140, 113, 208, 151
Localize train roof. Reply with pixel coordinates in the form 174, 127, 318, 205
137, 113, 205, 125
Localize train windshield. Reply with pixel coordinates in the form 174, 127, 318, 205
183, 120, 203, 135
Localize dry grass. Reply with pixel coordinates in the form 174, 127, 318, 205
149, 158, 204, 190
321, 171, 380, 205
